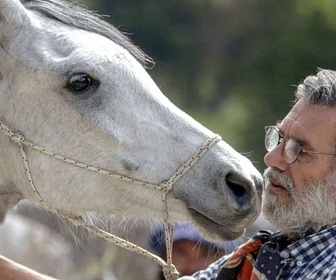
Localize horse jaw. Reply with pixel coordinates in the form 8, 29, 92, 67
0, 182, 23, 223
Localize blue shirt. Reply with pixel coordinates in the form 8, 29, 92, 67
179, 225, 336, 280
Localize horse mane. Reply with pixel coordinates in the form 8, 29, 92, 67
21, 0, 153, 67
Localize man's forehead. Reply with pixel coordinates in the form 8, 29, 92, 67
277, 100, 336, 147
282, 100, 336, 128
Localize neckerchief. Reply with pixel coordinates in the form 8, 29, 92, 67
216, 230, 293, 280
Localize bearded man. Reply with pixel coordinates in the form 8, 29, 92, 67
180, 68, 336, 280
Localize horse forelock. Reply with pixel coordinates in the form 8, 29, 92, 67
20, 0, 154, 68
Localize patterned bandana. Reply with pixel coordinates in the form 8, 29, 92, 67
216, 230, 293, 280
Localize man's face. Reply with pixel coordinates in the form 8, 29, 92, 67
262, 99, 336, 235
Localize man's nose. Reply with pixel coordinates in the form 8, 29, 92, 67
264, 142, 288, 171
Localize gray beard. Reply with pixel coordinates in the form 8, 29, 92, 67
262, 167, 336, 237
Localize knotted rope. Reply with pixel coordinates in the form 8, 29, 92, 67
0, 121, 221, 280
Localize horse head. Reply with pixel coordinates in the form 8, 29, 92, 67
0, 0, 262, 241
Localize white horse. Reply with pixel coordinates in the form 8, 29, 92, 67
0, 0, 262, 244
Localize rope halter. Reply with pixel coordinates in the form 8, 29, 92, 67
0, 121, 222, 280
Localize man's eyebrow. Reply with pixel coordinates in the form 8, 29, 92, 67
295, 137, 310, 148
275, 121, 311, 147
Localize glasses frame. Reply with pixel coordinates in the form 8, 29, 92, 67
264, 125, 336, 164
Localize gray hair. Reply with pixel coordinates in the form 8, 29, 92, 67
295, 68, 336, 107
296, 69, 336, 158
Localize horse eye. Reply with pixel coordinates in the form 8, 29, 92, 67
67, 73, 97, 93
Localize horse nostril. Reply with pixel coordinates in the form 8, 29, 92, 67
217, 171, 252, 210
225, 173, 249, 206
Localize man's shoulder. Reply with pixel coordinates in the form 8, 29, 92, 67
284, 227, 336, 279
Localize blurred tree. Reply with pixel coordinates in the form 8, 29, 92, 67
218, 0, 336, 168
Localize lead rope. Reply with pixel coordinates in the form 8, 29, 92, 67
0, 121, 221, 280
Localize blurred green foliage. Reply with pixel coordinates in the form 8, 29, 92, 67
78, 0, 336, 171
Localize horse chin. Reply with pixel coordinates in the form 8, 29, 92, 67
187, 209, 254, 241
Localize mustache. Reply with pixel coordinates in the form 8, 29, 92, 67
263, 167, 294, 190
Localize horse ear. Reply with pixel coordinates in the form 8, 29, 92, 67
0, 0, 33, 39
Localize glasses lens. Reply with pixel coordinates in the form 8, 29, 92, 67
265, 126, 280, 151
284, 139, 300, 164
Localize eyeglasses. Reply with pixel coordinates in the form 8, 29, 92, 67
264, 125, 336, 164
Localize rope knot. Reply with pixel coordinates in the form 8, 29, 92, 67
162, 264, 179, 280
160, 181, 173, 192
10, 132, 24, 144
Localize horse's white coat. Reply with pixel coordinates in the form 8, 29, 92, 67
0, 0, 262, 241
